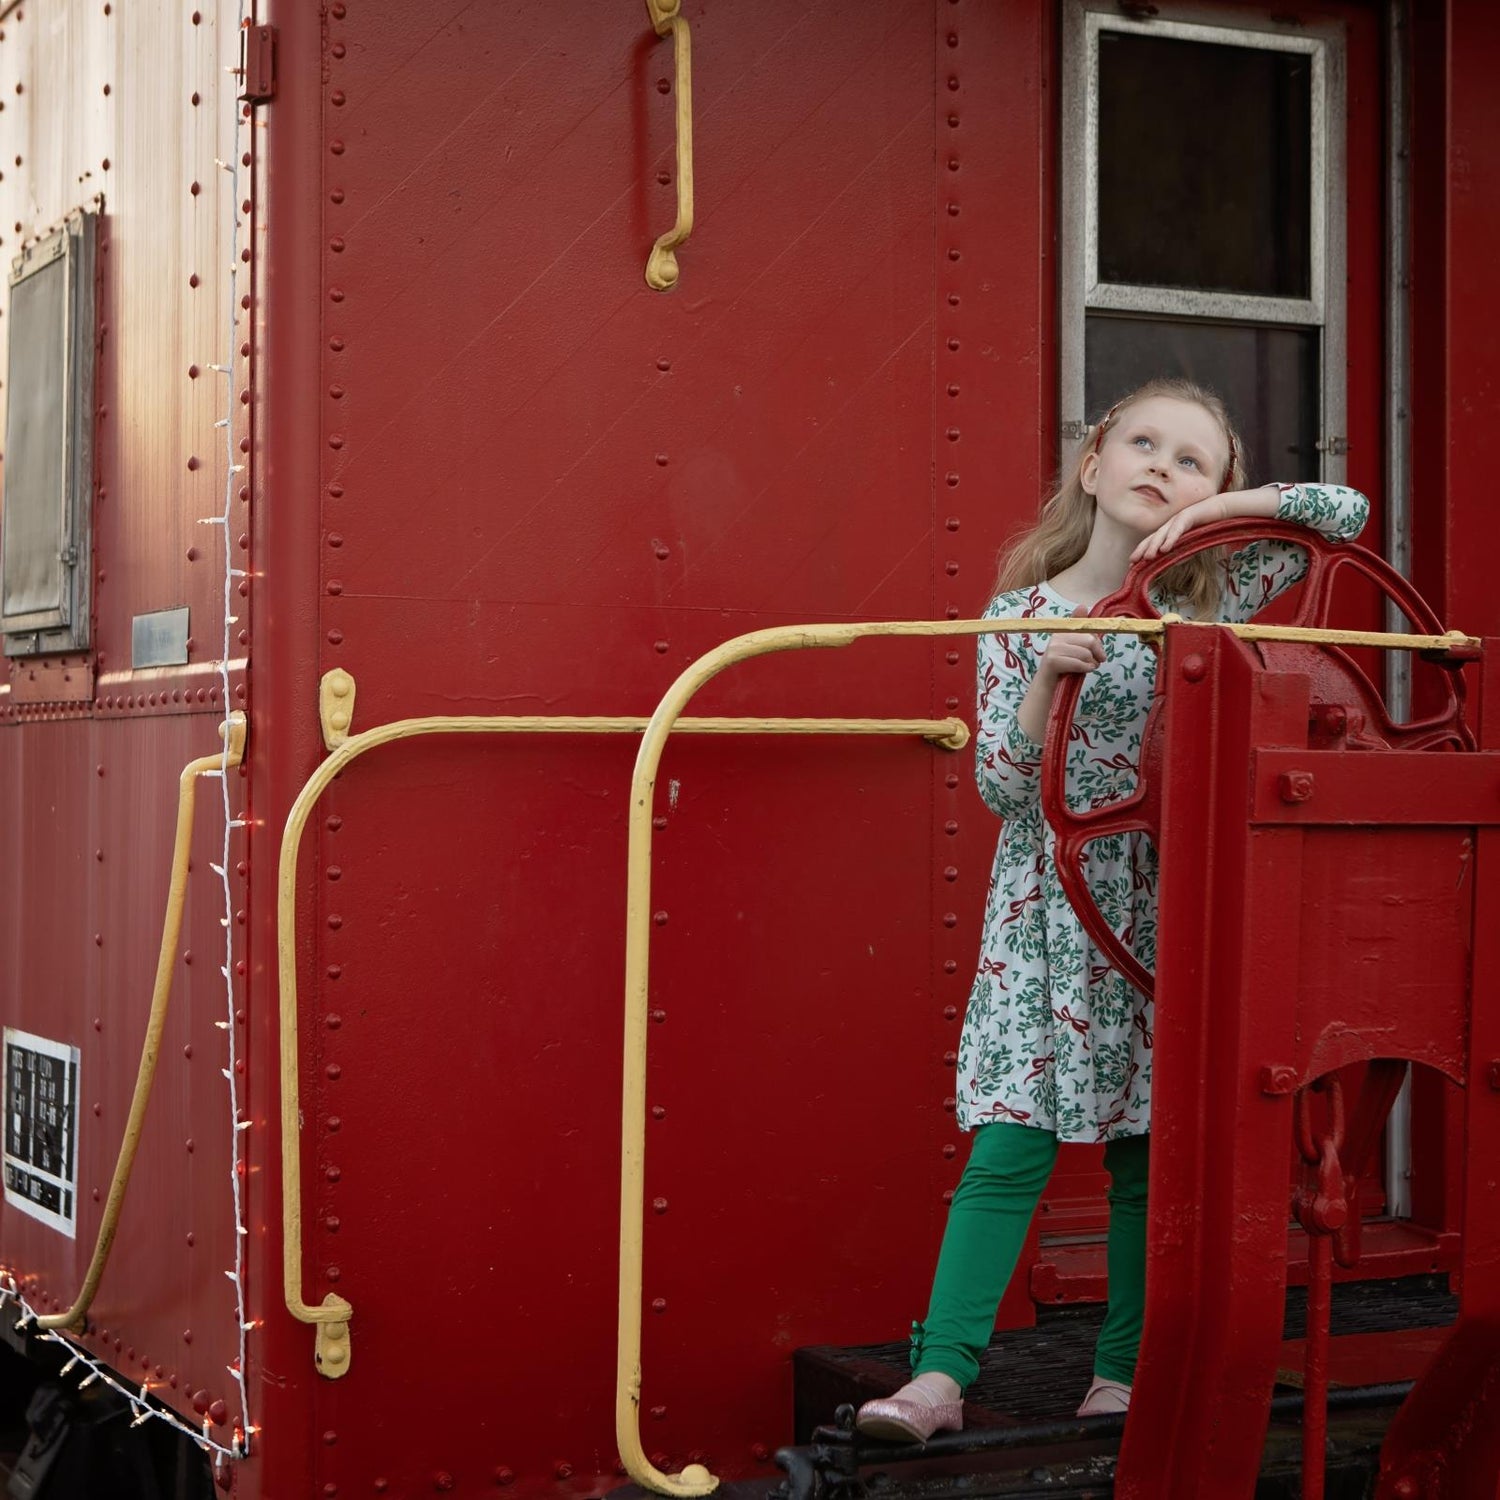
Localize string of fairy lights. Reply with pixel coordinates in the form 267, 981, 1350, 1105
204, 0, 256, 1450
0, 1280, 242, 1461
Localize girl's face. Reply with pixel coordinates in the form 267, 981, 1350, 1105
1080, 395, 1229, 539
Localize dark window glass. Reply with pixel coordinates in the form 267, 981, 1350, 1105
1097, 33, 1312, 297
1086, 313, 1320, 484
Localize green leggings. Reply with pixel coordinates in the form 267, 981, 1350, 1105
910, 1122, 1150, 1388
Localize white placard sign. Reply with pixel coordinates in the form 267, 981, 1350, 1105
3, 1029, 80, 1237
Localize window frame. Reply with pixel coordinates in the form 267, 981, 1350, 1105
1, 209, 98, 656
1059, 3, 1347, 485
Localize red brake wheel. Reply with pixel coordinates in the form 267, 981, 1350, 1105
1041, 519, 1473, 1000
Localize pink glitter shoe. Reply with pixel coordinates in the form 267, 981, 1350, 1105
855, 1384, 964, 1443
1076, 1376, 1132, 1416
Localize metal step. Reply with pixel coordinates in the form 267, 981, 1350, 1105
780, 1276, 1456, 1499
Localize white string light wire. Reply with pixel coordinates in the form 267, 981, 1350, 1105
178, 4, 257, 1460
0, 1280, 246, 1460
210, 1, 255, 1455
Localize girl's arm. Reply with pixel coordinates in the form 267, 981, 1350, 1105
1131, 482, 1370, 623
974, 611, 1104, 820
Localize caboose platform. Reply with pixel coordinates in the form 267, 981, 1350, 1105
773, 1275, 1456, 1499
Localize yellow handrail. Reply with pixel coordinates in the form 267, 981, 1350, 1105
34, 713, 247, 1333
276, 686, 969, 1378
644, 0, 693, 290
614, 613, 1479, 1496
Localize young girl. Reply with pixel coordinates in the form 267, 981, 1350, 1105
857, 378, 1369, 1440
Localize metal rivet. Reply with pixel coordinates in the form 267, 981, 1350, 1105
1260, 1065, 1298, 1096
1277, 771, 1314, 805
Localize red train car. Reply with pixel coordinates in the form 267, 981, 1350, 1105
0, 1, 1496, 1497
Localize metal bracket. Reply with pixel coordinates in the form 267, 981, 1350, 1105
239, 24, 277, 104
319, 669, 356, 750
312, 1295, 352, 1379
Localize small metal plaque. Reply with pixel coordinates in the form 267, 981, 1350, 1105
3, 1028, 80, 1238
131, 606, 190, 669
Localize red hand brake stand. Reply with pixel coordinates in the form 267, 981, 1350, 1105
1042, 523, 1500, 1499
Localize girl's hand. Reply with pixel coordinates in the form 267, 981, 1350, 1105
1131, 483, 1283, 563
1038, 605, 1105, 678
1130, 496, 1230, 562
1039, 632, 1106, 677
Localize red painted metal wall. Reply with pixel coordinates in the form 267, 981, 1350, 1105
247, 2, 1052, 1491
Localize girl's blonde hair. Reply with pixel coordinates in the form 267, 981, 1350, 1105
994, 378, 1248, 619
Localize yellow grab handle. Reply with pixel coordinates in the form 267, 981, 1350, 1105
278, 676, 967, 1381
644, 0, 694, 290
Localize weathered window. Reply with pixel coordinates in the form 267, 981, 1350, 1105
1061, 6, 1345, 485
2, 211, 97, 656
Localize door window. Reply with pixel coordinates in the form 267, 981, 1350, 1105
1060, 5, 1345, 485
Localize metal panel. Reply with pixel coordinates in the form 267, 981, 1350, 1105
238, 1, 1053, 1493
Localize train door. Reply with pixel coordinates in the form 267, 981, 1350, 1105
1031, 0, 1410, 1305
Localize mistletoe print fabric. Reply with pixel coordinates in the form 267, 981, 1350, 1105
958, 484, 1369, 1142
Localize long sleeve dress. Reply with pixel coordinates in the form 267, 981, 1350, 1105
957, 484, 1370, 1143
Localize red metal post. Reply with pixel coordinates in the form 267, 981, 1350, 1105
1110, 622, 1489, 1498
1303, 1232, 1332, 1500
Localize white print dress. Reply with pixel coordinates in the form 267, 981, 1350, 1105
958, 484, 1370, 1143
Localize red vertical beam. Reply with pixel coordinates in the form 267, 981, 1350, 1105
1443, 0, 1500, 634
1380, 52, 1500, 1454
939, 0, 1054, 1327
1380, 35, 1500, 1453
249, 0, 326, 1486
1375, 639, 1500, 1498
